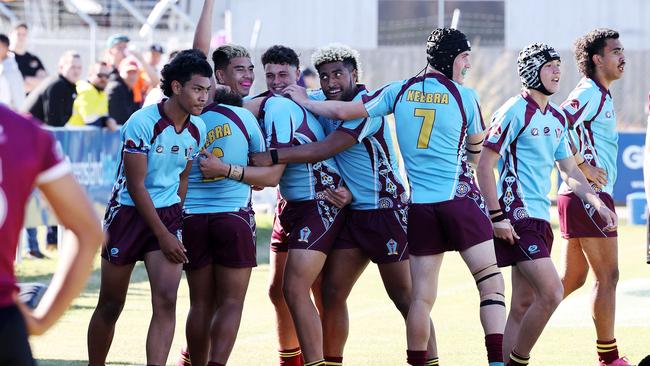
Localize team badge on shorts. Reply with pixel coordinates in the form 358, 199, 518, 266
299, 227, 311, 243
527, 244, 540, 255
110, 247, 119, 257
386, 239, 398, 256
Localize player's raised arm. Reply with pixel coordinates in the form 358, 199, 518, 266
250, 130, 357, 166
283, 84, 368, 121
21, 173, 103, 335
194, 0, 214, 56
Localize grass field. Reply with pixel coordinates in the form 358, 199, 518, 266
16, 214, 650, 365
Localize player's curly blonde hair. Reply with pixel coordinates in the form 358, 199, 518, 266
311, 43, 361, 77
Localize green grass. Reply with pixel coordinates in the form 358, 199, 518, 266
17, 214, 650, 365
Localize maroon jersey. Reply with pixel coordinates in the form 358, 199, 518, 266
0, 104, 70, 307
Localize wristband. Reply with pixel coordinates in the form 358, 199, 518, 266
467, 148, 482, 154
239, 167, 245, 182
270, 149, 279, 164
227, 164, 232, 177
228, 164, 244, 181
469, 139, 484, 146
490, 213, 507, 223
488, 209, 503, 215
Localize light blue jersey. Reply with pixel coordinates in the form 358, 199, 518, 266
559, 78, 618, 195
260, 92, 342, 201
310, 86, 408, 210
109, 102, 206, 208
184, 103, 266, 214
484, 92, 572, 222
362, 73, 485, 204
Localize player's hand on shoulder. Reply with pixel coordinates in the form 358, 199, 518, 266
324, 186, 352, 209
579, 163, 608, 189
249, 151, 273, 167
282, 85, 308, 105
199, 148, 228, 179
157, 231, 188, 264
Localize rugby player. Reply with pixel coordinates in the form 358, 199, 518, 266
86, 49, 211, 366
0, 105, 103, 366
283, 28, 506, 366
477, 43, 617, 366
557, 28, 631, 366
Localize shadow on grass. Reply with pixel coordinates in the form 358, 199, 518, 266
37, 360, 131, 366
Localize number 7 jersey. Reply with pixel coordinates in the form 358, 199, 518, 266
362, 73, 485, 203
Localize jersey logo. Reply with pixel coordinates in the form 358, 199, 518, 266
155, 145, 164, 153
527, 244, 540, 255
298, 227, 311, 242
531, 128, 539, 136
555, 128, 562, 139
386, 239, 398, 256
568, 99, 580, 110
110, 247, 119, 257
171, 145, 180, 154
605, 111, 613, 118
543, 127, 550, 136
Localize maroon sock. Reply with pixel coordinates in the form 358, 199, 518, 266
597, 339, 619, 364
280, 348, 304, 366
485, 333, 504, 363
407, 350, 428, 366
324, 356, 343, 365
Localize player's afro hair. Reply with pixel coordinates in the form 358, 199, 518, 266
574, 28, 619, 78
517, 43, 560, 93
311, 43, 362, 77
261, 45, 300, 68
160, 49, 213, 97
212, 44, 250, 71
425, 28, 470, 79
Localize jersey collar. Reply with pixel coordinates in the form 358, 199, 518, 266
157, 99, 192, 134
521, 90, 549, 114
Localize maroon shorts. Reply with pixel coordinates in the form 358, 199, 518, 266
557, 192, 618, 239
494, 218, 554, 267
335, 208, 409, 264
270, 199, 346, 254
182, 208, 257, 271
408, 197, 493, 256
102, 204, 182, 265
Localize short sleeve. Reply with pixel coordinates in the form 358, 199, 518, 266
122, 113, 153, 154
561, 86, 600, 128
337, 116, 382, 143
264, 98, 299, 149
483, 108, 523, 157
554, 128, 573, 161
243, 110, 267, 153
362, 80, 405, 118
464, 88, 485, 135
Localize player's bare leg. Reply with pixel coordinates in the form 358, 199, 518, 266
502, 266, 534, 363
460, 240, 506, 364
504, 258, 563, 363
87, 259, 136, 365
269, 251, 301, 352
321, 248, 369, 358
208, 264, 253, 364
185, 265, 215, 366
560, 238, 590, 297
406, 254, 444, 355
283, 249, 328, 363
144, 250, 184, 365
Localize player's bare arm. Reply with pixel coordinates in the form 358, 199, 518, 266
250, 130, 357, 167
177, 160, 193, 207
556, 157, 617, 231
20, 173, 103, 335
476, 147, 519, 244
124, 152, 188, 263
199, 148, 285, 187
283, 84, 368, 121
194, 0, 218, 101
465, 132, 485, 166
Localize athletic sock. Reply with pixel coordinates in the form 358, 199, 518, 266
304, 360, 325, 366
324, 356, 343, 365
507, 351, 530, 366
407, 350, 428, 366
280, 348, 304, 366
485, 333, 504, 363
425, 357, 440, 365
178, 347, 191, 366
597, 339, 619, 365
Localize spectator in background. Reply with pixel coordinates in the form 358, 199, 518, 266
22, 50, 82, 127
105, 34, 130, 74
298, 67, 319, 90
145, 43, 165, 73
67, 61, 118, 131
0, 33, 26, 110
106, 57, 140, 124
142, 49, 180, 107
9, 22, 47, 94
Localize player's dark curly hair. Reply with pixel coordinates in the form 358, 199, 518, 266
160, 49, 213, 97
574, 28, 619, 78
261, 45, 300, 68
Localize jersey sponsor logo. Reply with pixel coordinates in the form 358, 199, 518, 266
531, 128, 539, 136
171, 145, 180, 154
527, 244, 540, 255
569, 99, 580, 110
605, 111, 613, 118
184, 146, 195, 160
555, 128, 562, 139
405, 90, 449, 104
110, 247, 119, 257
386, 239, 398, 256
155, 145, 164, 153
298, 226, 311, 242
543, 127, 550, 136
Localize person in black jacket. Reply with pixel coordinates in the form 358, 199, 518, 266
22, 50, 82, 127
106, 56, 140, 124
